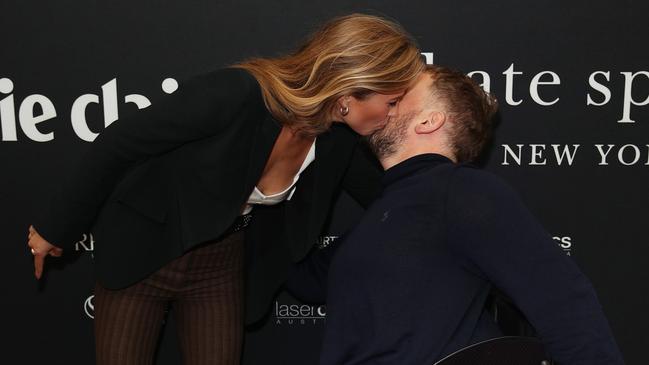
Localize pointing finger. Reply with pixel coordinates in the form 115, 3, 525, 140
34, 254, 45, 280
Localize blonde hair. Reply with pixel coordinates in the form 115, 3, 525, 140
234, 13, 426, 137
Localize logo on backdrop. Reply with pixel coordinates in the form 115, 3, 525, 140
2, 51, 647, 167
425, 52, 648, 167
0, 76, 178, 142
553, 235, 572, 256
75, 233, 95, 253
500, 144, 649, 166
84, 294, 95, 319
461, 65, 648, 124
317, 235, 339, 249
274, 301, 326, 326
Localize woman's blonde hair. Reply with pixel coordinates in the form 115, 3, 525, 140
234, 13, 426, 137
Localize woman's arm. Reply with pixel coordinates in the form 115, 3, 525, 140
32, 67, 256, 250
340, 141, 383, 208
285, 143, 382, 302
284, 235, 344, 304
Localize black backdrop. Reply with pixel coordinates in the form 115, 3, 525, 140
2, 0, 647, 364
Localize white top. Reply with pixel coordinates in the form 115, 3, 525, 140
241, 139, 316, 215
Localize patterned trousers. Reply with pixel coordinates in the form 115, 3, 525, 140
93, 229, 245, 365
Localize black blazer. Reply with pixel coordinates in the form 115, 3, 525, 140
34, 67, 381, 324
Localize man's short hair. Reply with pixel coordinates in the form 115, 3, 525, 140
425, 65, 498, 163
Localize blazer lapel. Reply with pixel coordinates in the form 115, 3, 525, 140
241, 113, 282, 204
308, 128, 336, 225
283, 128, 337, 261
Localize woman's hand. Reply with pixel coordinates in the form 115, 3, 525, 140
27, 225, 63, 279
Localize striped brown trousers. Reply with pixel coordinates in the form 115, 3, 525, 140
93, 230, 245, 365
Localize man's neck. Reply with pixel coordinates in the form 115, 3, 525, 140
380, 147, 455, 170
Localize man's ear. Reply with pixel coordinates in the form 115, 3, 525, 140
414, 111, 446, 135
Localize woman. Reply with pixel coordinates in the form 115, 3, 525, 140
27, 13, 425, 365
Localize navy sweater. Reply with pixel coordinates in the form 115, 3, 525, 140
287, 153, 624, 365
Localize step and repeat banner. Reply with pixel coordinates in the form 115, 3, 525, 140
3, 0, 647, 364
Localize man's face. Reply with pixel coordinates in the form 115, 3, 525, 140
342, 91, 405, 136
364, 73, 433, 160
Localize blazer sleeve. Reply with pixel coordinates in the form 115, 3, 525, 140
285, 143, 382, 302
446, 167, 625, 365
33, 67, 257, 250
284, 234, 345, 304
340, 141, 383, 208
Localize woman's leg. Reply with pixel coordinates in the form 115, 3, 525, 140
93, 281, 168, 365
174, 230, 246, 365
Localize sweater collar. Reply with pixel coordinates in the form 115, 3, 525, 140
382, 153, 453, 187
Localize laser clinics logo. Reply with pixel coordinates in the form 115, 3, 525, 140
274, 301, 326, 326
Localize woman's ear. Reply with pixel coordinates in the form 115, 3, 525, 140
336, 95, 352, 108
334, 95, 351, 120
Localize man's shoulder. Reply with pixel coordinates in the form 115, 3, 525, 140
451, 163, 504, 184
447, 164, 520, 203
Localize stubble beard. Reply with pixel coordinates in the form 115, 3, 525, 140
364, 111, 418, 161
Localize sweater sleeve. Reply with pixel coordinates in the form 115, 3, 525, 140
445, 167, 625, 365
33, 67, 256, 250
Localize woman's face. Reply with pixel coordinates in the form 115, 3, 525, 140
340, 91, 405, 136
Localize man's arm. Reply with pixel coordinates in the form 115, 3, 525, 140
446, 167, 625, 365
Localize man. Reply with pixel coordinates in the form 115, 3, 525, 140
287, 65, 625, 364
